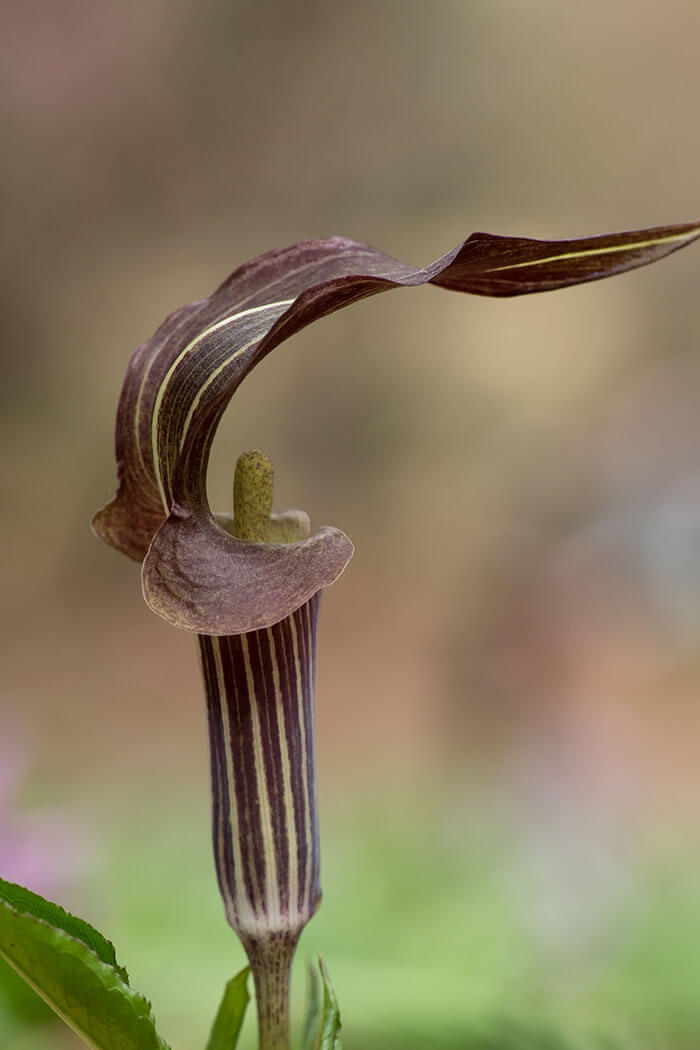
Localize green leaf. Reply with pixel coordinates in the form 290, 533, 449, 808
301, 960, 323, 1050
318, 958, 342, 1050
205, 967, 250, 1050
0, 876, 129, 983
0, 883, 170, 1050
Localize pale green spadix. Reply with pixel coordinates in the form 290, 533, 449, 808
233, 450, 274, 542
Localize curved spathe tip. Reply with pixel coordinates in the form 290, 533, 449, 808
141, 507, 354, 634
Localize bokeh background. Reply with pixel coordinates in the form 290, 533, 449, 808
1, 3, 700, 1048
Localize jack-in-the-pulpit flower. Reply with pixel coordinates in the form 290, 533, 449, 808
93, 222, 700, 1050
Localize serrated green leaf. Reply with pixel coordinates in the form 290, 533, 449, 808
205, 966, 250, 1050
301, 960, 323, 1050
0, 876, 129, 983
318, 958, 342, 1050
0, 892, 170, 1050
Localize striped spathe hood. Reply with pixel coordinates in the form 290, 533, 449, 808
92, 222, 700, 635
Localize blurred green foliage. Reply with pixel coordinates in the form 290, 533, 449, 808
2, 792, 698, 1050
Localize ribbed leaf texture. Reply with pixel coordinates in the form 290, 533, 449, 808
205, 967, 250, 1050
318, 959, 342, 1050
0, 879, 170, 1050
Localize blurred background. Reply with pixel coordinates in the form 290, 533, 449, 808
1, 2, 699, 1047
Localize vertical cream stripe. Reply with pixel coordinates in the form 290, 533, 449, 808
289, 608, 313, 914
149, 300, 295, 509
267, 625, 298, 923
240, 634, 279, 927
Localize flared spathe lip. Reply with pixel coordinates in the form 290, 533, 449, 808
92, 222, 700, 634
141, 508, 353, 635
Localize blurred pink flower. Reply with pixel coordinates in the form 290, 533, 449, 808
0, 739, 90, 901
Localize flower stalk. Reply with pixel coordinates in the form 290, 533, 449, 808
199, 452, 321, 1049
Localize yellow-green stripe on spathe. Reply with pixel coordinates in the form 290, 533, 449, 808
288, 606, 315, 916
266, 623, 300, 927
485, 227, 700, 273
149, 299, 296, 510
133, 252, 334, 500
240, 632, 280, 930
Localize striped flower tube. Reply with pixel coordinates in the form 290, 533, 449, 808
93, 221, 700, 1049
199, 593, 320, 1048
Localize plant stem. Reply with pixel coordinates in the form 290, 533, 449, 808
247, 933, 298, 1050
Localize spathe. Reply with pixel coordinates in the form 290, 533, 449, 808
92, 222, 700, 633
